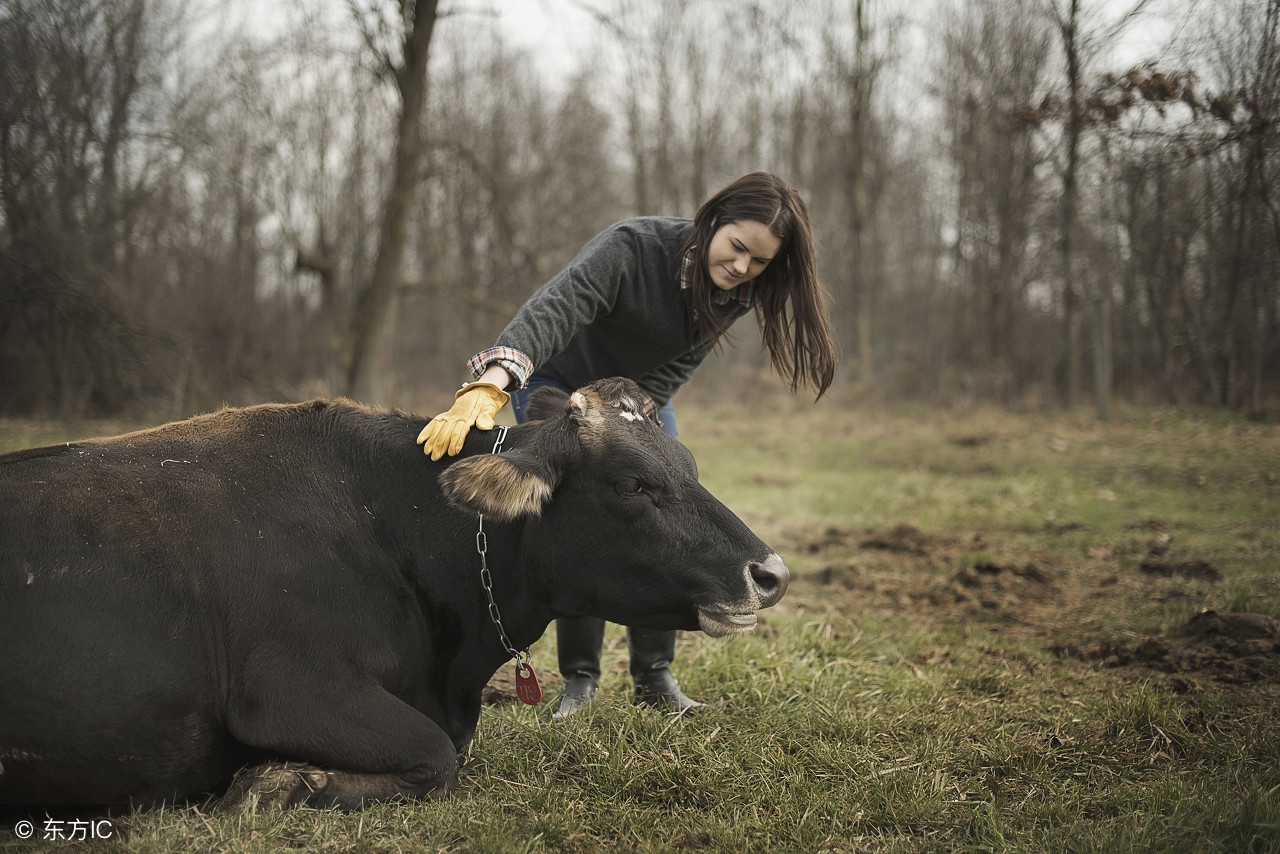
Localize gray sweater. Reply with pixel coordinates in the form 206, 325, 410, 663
489, 217, 752, 407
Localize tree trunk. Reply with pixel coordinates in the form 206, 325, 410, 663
849, 0, 875, 385
1060, 0, 1083, 409
1092, 287, 1112, 421
341, 0, 440, 402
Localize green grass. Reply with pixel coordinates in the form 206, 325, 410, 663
3, 402, 1279, 853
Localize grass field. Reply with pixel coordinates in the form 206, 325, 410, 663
2, 402, 1279, 853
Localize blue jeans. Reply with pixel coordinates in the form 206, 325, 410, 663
511, 376, 677, 439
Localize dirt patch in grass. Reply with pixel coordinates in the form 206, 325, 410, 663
1138, 559, 1221, 581
786, 523, 1055, 623
1051, 611, 1280, 689
787, 522, 1280, 689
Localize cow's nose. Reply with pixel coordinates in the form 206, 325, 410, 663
748, 553, 789, 608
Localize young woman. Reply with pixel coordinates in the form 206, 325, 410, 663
419, 171, 838, 720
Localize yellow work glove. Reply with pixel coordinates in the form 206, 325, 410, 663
417, 382, 511, 461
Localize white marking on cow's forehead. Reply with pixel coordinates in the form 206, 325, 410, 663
608, 394, 645, 422
570, 390, 606, 429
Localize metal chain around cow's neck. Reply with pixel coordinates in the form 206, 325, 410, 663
476, 426, 528, 666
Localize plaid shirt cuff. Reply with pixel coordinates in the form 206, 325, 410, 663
468, 347, 534, 388
639, 392, 659, 421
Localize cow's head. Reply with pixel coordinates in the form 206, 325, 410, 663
438, 378, 788, 636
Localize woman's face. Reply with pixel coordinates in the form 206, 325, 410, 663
706, 219, 782, 291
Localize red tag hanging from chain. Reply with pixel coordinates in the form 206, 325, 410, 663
515, 659, 542, 705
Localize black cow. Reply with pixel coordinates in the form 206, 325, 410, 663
0, 378, 788, 809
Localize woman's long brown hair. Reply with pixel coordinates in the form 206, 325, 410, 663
683, 172, 838, 399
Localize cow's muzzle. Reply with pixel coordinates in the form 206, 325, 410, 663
749, 553, 789, 608
697, 553, 790, 637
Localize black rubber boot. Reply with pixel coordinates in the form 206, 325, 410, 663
627, 627, 704, 715
553, 616, 606, 722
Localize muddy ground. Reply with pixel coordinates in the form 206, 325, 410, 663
786, 522, 1280, 692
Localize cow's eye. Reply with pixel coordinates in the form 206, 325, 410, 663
615, 479, 645, 498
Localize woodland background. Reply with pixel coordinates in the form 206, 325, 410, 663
1, 0, 1276, 419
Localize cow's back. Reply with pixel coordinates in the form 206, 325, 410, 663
0, 403, 347, 605
0, 400, 430, 806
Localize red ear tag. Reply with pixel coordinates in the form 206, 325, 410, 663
515, 660, 542, 705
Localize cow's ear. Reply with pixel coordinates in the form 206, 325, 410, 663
438, 450, 556, 522
525, 387, 570, 422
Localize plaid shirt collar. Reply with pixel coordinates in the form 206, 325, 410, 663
680, 249, 754, 308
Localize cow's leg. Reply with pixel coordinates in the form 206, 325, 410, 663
226, 681, 458, 810
221, 759, 454, 811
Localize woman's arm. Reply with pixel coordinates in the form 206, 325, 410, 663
475, 363, 513, 390
474, 223, 641, 387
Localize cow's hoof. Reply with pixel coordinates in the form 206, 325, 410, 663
552, 674, 599, 722
220, 762, 330, 811
632, 672, 704, 716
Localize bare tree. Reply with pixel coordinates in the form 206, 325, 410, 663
801, 0, 902, 391
941, 0, 1054, 403
0, 0, 179, 415
1185, 0, 1280, 409
1071, 1, 1280, 410
340, 0, 440, 402
1039, 0, 1154, 416
846, 0, 879, 386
